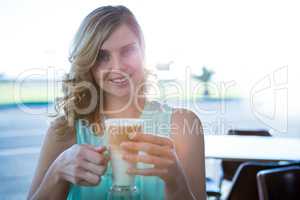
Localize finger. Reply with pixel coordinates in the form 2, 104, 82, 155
64, 173, 94, 186
78, 181, 94, 186
94, 146, 107, 153
130, 132, 174, 147
76, 169, 101, 186
81, 144, 97, 151
95, 146, 110, 162
65, 168, 101, 186
123, 153, 174, 168
80, 160, 107, 176
87, 145, 109, 161
127, 167, 168, 177
121, 142, 174, 158
80, 147, 106, 165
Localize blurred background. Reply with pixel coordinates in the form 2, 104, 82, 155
0, 0, 299, 199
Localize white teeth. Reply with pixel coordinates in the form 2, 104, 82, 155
111, 77, 127, 83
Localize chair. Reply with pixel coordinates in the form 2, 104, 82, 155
221, 129, 271, 181
257, 166, 300, 200
225, 161, 300, 200
206, 177, 221, 199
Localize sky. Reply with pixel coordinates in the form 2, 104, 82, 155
0, 0, 300, 112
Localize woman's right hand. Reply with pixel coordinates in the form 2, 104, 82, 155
53, 144, 109, 186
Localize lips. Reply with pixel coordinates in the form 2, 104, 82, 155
110, 76, 127, 82
109, 75, 130, 86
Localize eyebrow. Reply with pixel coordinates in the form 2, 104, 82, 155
101, 42, 137, 52
120, 42, 136, 50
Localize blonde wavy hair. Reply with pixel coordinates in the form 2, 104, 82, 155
53, 5, 148, 136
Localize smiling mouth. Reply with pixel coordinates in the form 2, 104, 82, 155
109, 76, 130, 86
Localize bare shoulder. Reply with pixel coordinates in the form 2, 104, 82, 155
170, 109, 206, 200
41, 117, 76, 159
47, 116, 76, 143
40, 115, 76, 166
171, 108, 203, 136
170, 107, 204, 154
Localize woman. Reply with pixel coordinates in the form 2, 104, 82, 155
28, 5, 205, 200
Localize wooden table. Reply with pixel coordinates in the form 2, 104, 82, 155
204, 135, 300, 161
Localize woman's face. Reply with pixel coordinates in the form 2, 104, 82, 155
91, 24, 145, 98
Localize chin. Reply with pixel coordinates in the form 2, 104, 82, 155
104, 88, 132, 98
112, 91, 131, 97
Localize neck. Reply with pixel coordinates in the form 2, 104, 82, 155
103, 92, 146, 118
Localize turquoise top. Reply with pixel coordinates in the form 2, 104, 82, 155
67, 100, 173, 200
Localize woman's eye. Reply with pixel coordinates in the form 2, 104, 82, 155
98, 52, 110, 63
122, 46, 136, 57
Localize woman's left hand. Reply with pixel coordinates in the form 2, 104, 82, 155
120, 132, 189, 191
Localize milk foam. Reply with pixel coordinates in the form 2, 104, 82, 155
111, 150, 136, 186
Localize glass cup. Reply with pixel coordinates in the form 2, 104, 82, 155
104, 118, 144, 194
107, 187, 140, 200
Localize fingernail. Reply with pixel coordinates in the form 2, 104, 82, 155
95, 146, 106, 151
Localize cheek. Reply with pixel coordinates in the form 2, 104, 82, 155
91, 67, 107, 86
134, 67, 145, 81
124, 53, 144, 76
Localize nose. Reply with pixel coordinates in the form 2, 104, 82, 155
110, 54, 128, 72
